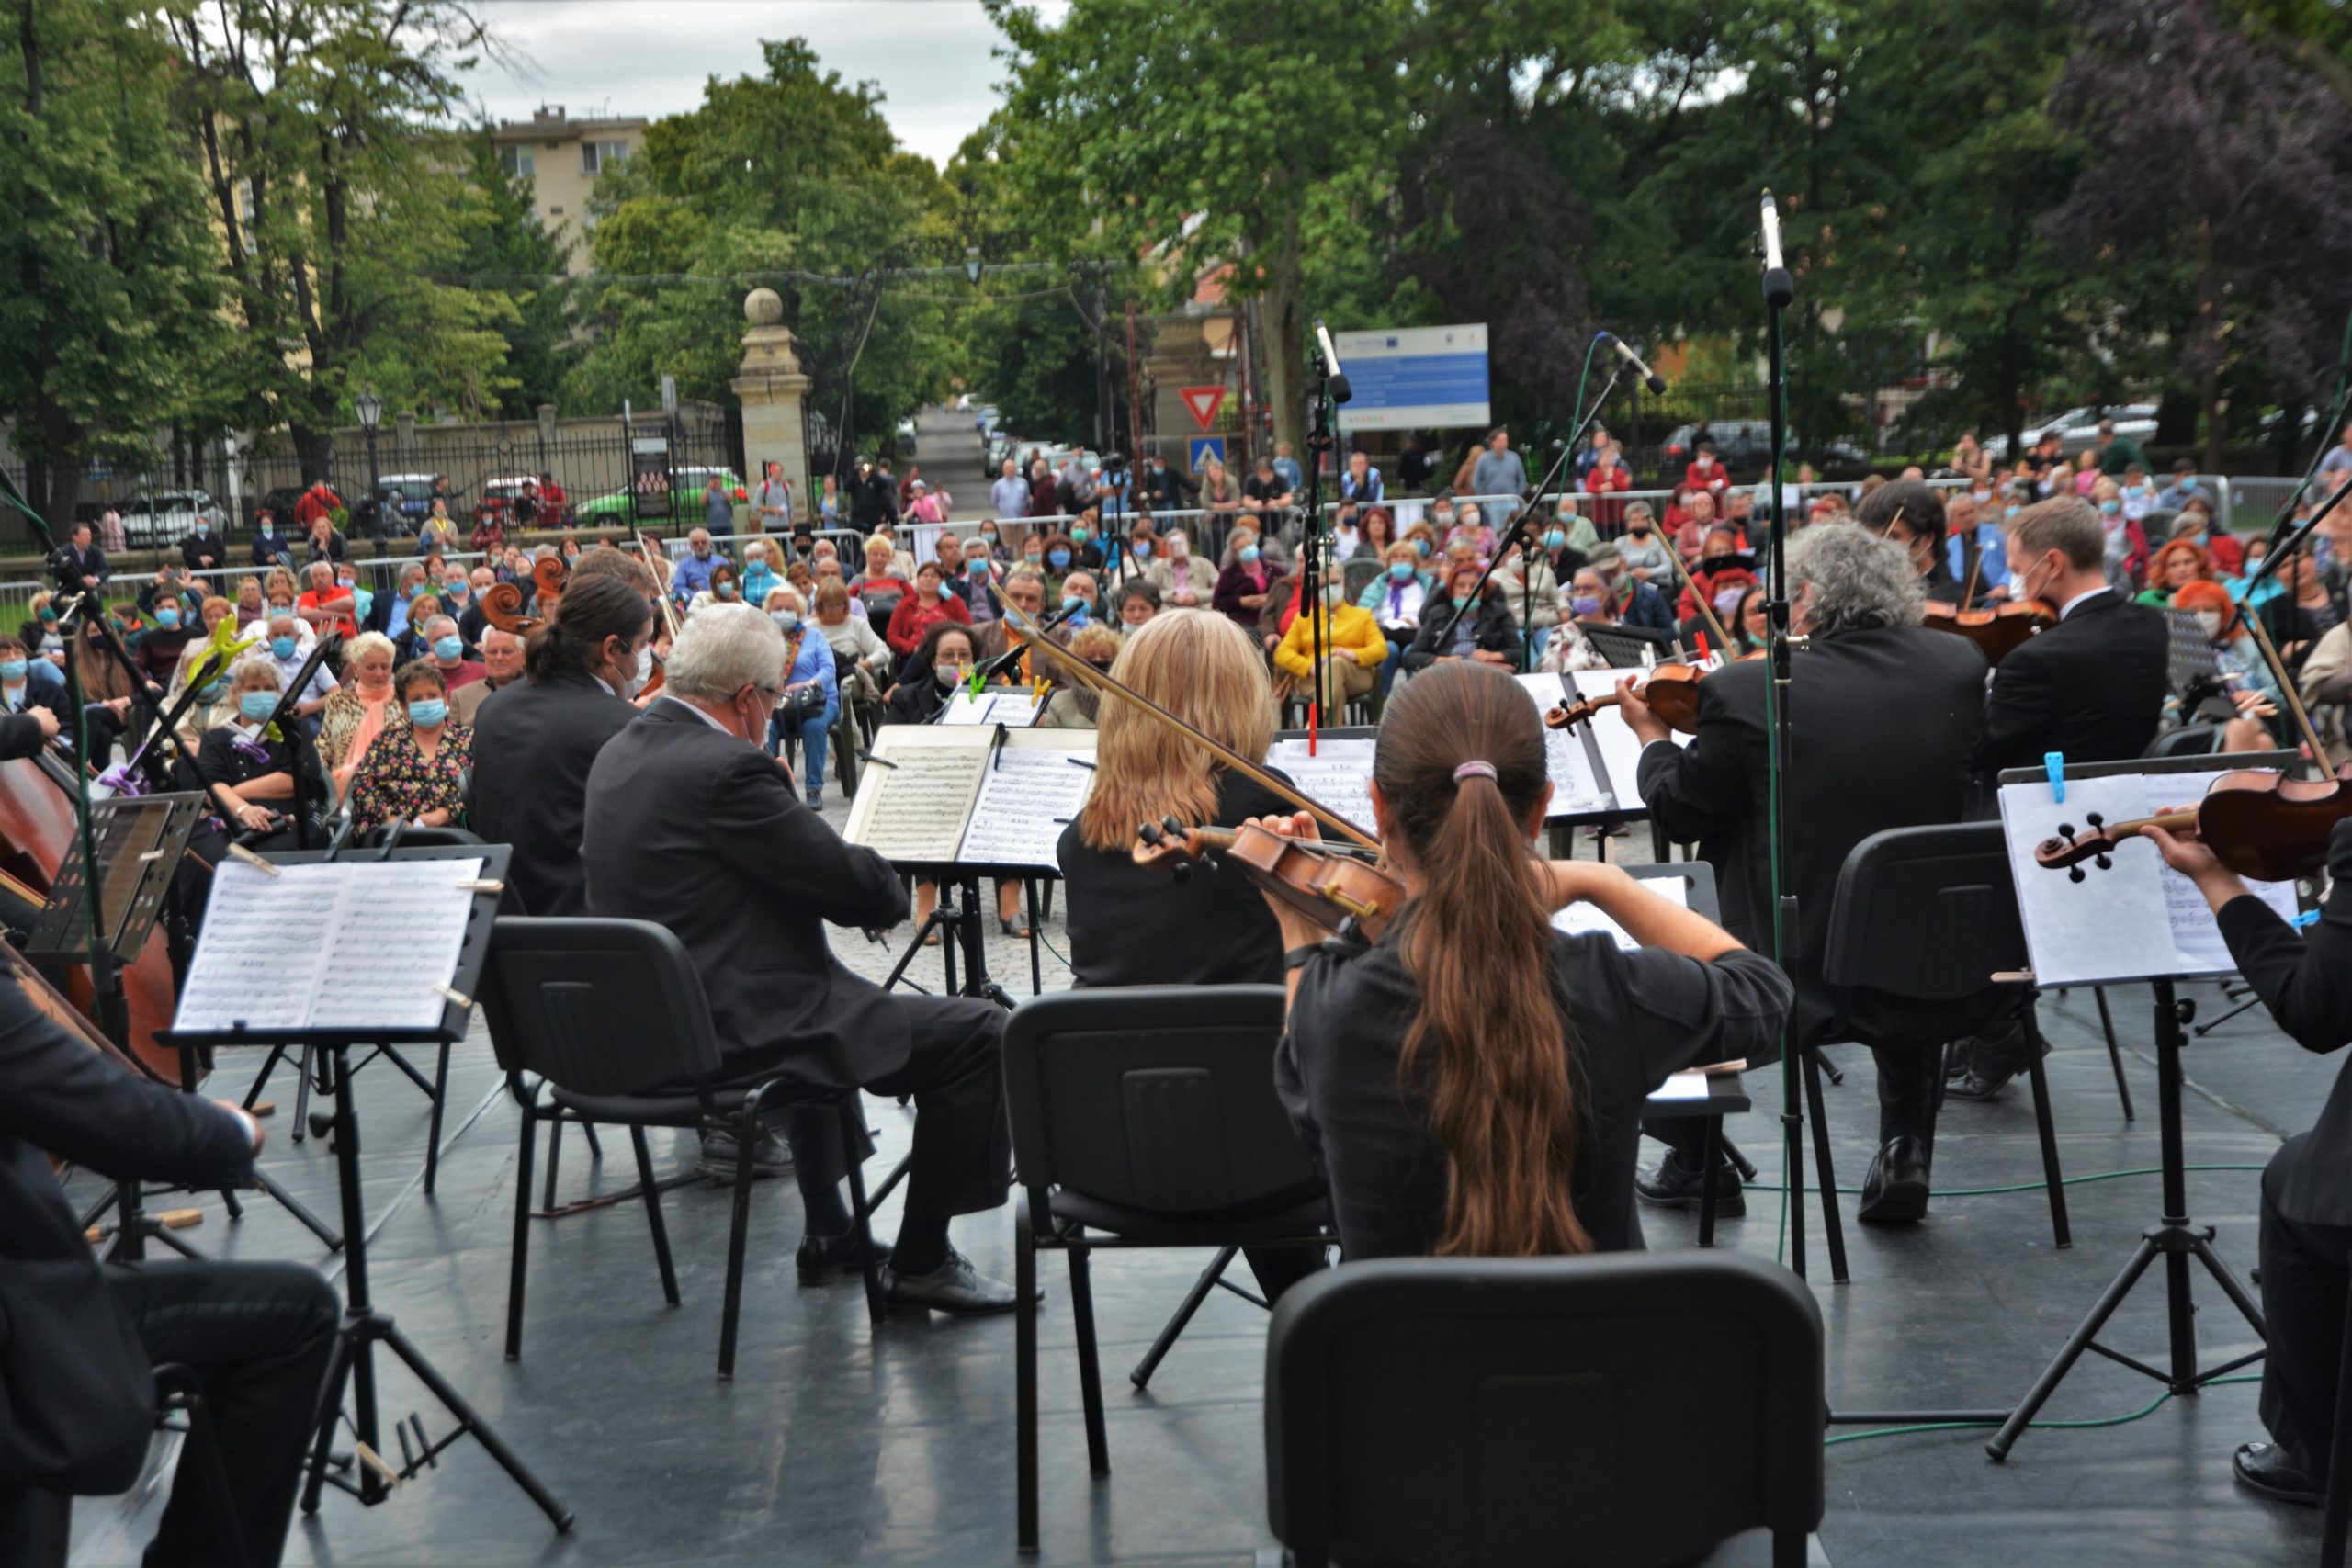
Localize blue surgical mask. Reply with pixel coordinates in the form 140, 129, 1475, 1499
1569, 594, 1603, 616
1412, 538, 1430, 558
239, 690, 277, 721
716, 583, 738, 600
1238, 545, 1261, 564
771, 609, 800, 633
968, 558, 990, 581
155, 608, 180, 628
1387, 561, 1414, 581
1543, 529, 1566, 549
2099, 500, 2120, 516
196, 522, 209, 536
1062, 593, 1087, 615
1132, 541, 1153, 558
407, 697, 447, 727
433, 635, 464, 661
270, 636, 297, 659
197, 678, 226, 702
1048, 548, 1071, 569
0, 660, 25, 682
1071, 526, 1090, 545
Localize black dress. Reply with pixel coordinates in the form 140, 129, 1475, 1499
1057, 770, 1295, 987
1277, 928, 1792, 1260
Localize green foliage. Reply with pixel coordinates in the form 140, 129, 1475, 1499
441, 129, 574, 418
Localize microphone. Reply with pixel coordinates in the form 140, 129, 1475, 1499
1313, 318, 1353, 404
971, 599, 1081, 683
1600, 333, 1668, 395
1760, 188, 1795, 308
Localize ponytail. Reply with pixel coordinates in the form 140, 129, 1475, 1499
1374, 661, 1590, 1257
524, 573, 650, 684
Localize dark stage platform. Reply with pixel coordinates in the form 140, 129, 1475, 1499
64, 961, 2331, 1565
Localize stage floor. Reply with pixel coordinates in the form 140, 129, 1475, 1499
63, 852, 2332, 1566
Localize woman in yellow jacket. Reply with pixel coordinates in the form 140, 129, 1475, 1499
1274, 581, 1388, 711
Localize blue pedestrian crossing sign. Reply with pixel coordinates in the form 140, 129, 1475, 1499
1188, 435, 1227, 472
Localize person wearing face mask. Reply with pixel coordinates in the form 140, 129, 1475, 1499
1856, 479, 1968, 604
1583, 542, 1677, 635
1065, 513, 1107, 573
946, 535, 1001, 625
192, 657, 327, 851
688, 560, 748, 617
1539, 569, 1620, 674
420, 614, 485, 692
1581, 440, 1634, 530
1359, 542, 1430, 693
469, 574, 652, 917
1035, 532, 1081, 598
740, 541, 784, 610
261, 612, 337, 737
972, 519, 1010, 564
129, 582, 200, 684
0, 635, 66, 756
885, 559, 973, 660
1212, 527, 1285, 634
1035, 623, 1125, 728
180, 511, 226, 574
581, 604, 1020, 1310
763, 586, 839, 807
250, 507, 293, 570
1147, 526, 1215, 606
1674, 529, 1760, 645
1500, 537, 1562, 658
2172, 497, 2245, 577
2088, 475, 2150, 590
347, 660, 471, 832
1404, 561, 1520, 671
1940, 493, 2008, 593
2167, 579, 2285, 752
1275, 574, 1388, 714
1615, 503, 1673, 581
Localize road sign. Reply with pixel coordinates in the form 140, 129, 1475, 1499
1332, 323, 1491, 433
1187, 436, 1227, 473
1180, 386, 1227, 432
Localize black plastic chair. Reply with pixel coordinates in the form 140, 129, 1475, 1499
1808, 822, 2070, 1284
153, 1362, 249, 1568
1001, 985, 1331, 1558
479, 917, 883, 1379
2325, 1261, 2352, 1568
2145, 724, 2222, 759
1265, 1253, 1825, 1568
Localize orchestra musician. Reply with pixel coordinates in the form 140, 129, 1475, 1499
1946, 496, 2169, 1100
582, 604, 1020, 1314
1259, 660, 1792, 1258
2149, 814, 2352, 1507
1857, 478, 1969, 604
0, 982, 337, 1567
1625, 523, 1987, 1223
468, 573, 653, 918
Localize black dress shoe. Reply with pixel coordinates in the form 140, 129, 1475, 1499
2233, 1441, 2324, 1506
1635, 1153, 1747, 1219
1858, 1135, 1931, 1224
1943, 1022, 2045, 1102
797, 1228, 890, 1287
883, 1247, 1028, 1315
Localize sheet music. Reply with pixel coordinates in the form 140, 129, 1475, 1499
1998, 772, 2301, 987
842, 728, 989, 863
1513, 673, 1610, 814
1570, 668, 1696, 810
937, 689, 1043, 728
175, 857, 483, 1033
1550, 874, 1689, 952
1266, 738, 1378, 839
1651, 1071, 1712, 1102
957, 738, 1097, 871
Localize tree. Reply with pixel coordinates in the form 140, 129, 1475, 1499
988, 0, 1407, 458
442, 129, 573, 418
0, 0, 231, 529
2046, 0, 2352, 470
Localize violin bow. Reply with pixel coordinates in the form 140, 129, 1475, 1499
997, 602, 1380, 851
2242, 607, 2331, 775
1958, 533, 1984, 609
636, 531, 685, 641
1656, 534, 1736, 658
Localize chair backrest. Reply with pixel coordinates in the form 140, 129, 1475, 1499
1001, 986, 1320, 1217
480, 917, 723, 1099
2145, 723, 2220, 759
357, 825, 486, 850
1341, 556, 1382, 602
1265, 1253, 1824, 1568
1820, 822, 2026, 1002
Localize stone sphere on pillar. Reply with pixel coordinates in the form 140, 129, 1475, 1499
744, 288, 784, 326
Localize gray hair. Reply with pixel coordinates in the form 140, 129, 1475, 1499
666, 602, 784, 700
230, 653, 283, 692
424, 615, 458, 639
1785, 523, 1923, 636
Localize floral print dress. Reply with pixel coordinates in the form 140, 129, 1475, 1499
349, 721, 472, 831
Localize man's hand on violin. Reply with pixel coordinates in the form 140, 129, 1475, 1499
1617, 676, 1671, 748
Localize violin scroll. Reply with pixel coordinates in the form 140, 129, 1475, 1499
479, 557, 571, 635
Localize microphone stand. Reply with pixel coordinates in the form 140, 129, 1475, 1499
1301, 350, 1337, 747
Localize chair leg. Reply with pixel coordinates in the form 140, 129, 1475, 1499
1803, 1048, 1849, 1286
505, 1100, 537, 1360
2323, 1261, 2352, 1568
1772, 1529, 1809, 1568
1130, 1247, 1237, 1390
423, 1041, 450, 1196
1016, 1204, 1040, 1558
717, 1109, 760, 1380
2021, 1016, 2072, 1250
2095, 985, 2135, 1121
582, 1122, 605, 1161
1698, 1117, 1722, 1248
541, 1114, 566, 1212
1066, 1236, 1111, 1477
838, 1098, 885, 1326
630, 1125, 681, 1305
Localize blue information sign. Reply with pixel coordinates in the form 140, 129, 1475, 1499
1188, 435, 1227, 472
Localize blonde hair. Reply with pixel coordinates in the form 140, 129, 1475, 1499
346, 630, 397, 668
1076, 609, 1275, 853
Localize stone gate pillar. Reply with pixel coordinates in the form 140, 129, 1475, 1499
730, 288, 812, 528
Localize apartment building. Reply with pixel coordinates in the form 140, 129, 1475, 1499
489, 105, 649, 273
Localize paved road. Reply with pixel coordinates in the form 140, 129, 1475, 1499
905, 405, 991, 521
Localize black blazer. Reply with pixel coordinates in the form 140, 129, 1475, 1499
582, 700, 912, 1089
469, 670, 639, 917
1402, 596, 1517, 671
1636, 625, 1987, 1047
2218, 817, 2352, 1227
1057, 769, 1295, 988
1972, 590, 2168, 776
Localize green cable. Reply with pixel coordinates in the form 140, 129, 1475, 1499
1824, 1376, 2263, 1447
1742, 1162, 2267, 1199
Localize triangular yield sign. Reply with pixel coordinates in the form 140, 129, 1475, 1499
1180, 385, 1227, 431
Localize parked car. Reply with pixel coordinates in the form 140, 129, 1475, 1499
573, 466, 748, 525
1983, 403, 2158, 462
119, 489, 228, 548
376, 473, 440, 529
1657, 422, 1813, 482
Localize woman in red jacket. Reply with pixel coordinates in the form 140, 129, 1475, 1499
885, 558, 972, 657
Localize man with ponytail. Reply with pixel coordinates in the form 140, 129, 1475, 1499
1260, 660, 1791, 1259
1623, 521, 1987, 1224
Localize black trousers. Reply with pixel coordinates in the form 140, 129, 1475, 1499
2259, 1142, 2352, 1473
1647, 1043, 1945, 1165
737, 992, 1013, 1223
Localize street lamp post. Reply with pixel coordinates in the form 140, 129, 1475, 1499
354, 389, 384, 558
964, 244, 982, 287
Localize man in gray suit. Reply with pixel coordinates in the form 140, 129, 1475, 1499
581, 604, 1017, 1314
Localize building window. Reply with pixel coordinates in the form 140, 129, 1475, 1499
582, 140, 628, 176
548, 206, 564, 216
499, 145, 535, 178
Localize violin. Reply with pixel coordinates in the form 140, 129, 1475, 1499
1544, 661, 1704, 735
2034, 764, 2352, 884
1132, 816, 1404, 942
1919, 542, 2053, 665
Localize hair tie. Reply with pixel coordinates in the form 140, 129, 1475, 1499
1452, 761, 1498, 785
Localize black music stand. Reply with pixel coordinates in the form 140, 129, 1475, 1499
160, 843, 571, 1531
1581, 623, 1676, 669
1983, 754, 2281, 1460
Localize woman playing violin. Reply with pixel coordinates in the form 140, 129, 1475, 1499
1261, 660, 1792, 1260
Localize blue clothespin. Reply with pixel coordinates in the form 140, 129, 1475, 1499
2043, 751, 2066, 804
2292, 908, 2323, 931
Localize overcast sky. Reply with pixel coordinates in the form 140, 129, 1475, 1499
455, 0, 1067, 167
